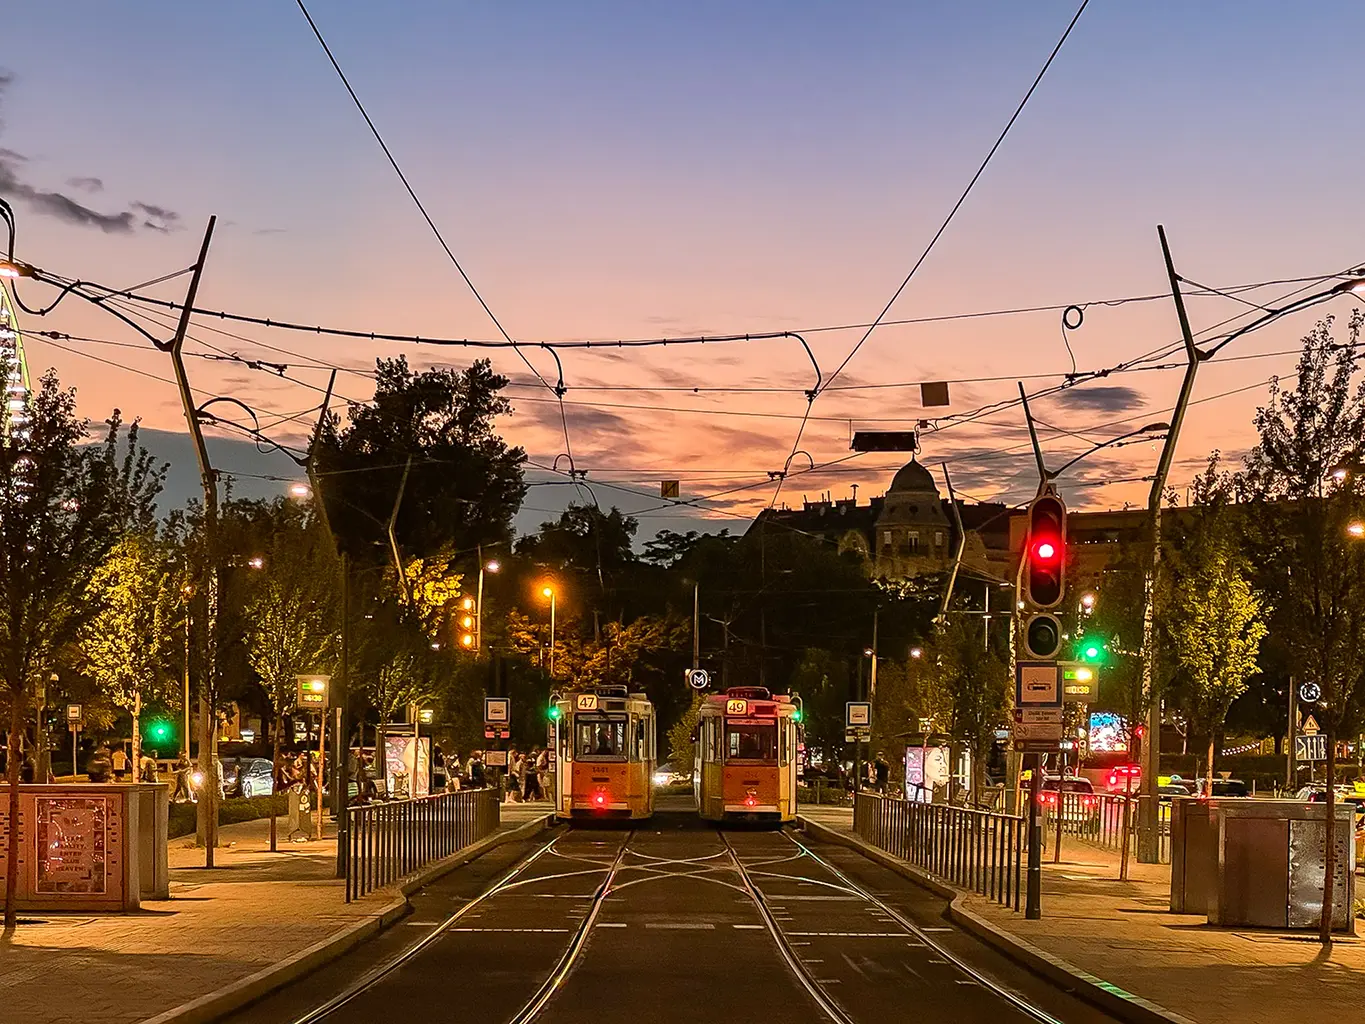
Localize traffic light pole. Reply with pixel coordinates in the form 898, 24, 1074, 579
1138, 226, 1204, 863
1026, 753, 1042, 919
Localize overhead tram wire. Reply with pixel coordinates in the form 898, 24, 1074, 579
766, 0, 1091, 511
820, 0, 1093, 395
290, 0, 586, 494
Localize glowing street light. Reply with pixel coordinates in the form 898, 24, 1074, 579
541, 584, 557, 676
247, 556, 264, 570
288, 482, 312, 499
909, 647, 924, 659
475, 557, 501, 651
1348, 521, 1365, 539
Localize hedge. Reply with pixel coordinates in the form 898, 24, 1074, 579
167, 794, 290, 839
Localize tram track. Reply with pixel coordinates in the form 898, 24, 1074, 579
723, 827, 1066, 1024
273, 827, 635, 1024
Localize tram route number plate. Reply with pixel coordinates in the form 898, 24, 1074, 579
576, 693, 599, 711
725, 698, 749, 715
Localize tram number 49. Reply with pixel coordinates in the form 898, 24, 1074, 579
726, 699, 748, 715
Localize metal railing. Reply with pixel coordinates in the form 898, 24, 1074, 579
854, 792, 1024, 910
1039, 791, 1171, 863
345, 788, 500, 902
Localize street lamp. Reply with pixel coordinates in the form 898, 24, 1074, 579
1080, 591, 1096, 614
1347, 521, 1365, 539
541, 584, 557, 676
247, 556, 264, 570
476, 559, 500, 650
909, 647, 924, 659
288, 482, 312, 499
1204, 276, 1365, 359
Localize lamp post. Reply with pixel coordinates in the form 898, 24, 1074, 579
477, 558, 500, 651
541, 585, 556, 676
181, 584, 194, 761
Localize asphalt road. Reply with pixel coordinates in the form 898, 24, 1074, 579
226, 798, 1120, 1024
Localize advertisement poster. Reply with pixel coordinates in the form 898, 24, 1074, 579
384, 735, 431, 799
35, 797, 108, 895
904, 746, 951, 803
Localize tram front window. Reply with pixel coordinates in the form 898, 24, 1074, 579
726, 723, 777, 762
576, 717, 627, 760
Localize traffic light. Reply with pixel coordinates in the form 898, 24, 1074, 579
1077, 635, 1107, 664
144, 718, 174, 745
1023, 493, 1067, 609
547, 704, 561, 721
1023, 613, 1062, 659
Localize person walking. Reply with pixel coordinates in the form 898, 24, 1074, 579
874, 752, 890, 795
140, 748, 160, 783
506, 749, 523, 803
86, 743, 114, 783
111, 743, 129, 780
523, 748, 544, 802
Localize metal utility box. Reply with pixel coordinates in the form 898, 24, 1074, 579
1170, 797, 1354, 932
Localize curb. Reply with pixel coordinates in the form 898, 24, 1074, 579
137, 812, 554, 1024
795, 815, 1196, 1024
947, 898, 1198, 1024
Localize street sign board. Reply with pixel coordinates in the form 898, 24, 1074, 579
1296, 734, 1327, 762
1061, 664, 1097, 703
1301, 715, 1320, 736
660, 480, 680, 499
845, 730, 871, 744
417, 708, 434, 725
295, 674, 330, 709
1015, 662, 1062, 707
1013, 706, 1063, 751
576, 693, 599, 712
65, 703, 83, 723
846, 702, 872, 728
484, 727, 510, 740
484, 697, 511, 724
686, 668, 710, 690
484, 750, 508, 768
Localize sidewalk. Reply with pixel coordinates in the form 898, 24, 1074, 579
799, 805, 1365, 1024
0, 800, 552, 1024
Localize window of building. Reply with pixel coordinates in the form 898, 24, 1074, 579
935, 530, 945, 550
908, 531, 920, 554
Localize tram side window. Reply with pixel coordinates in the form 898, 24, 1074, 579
779, 719, 790, 767
726, 724, 777, 761
705, 718, 723, 762
576, 719, 626, 760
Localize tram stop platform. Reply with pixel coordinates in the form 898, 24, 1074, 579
0, 801, 552, 1024
798, 803, 1365, 1024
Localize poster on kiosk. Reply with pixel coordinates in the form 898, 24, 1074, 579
384, 734, 431, 799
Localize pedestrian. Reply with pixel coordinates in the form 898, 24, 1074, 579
86, 743, 114, 783
112, 743, 129, 780
445, 749, 462, 792
174, 753, 194, 802
140, 748, 159, 783
468, 750, 485, 789
506, 748, 523, 802
874, 752, 890, 795
432, 743, 447, 792
524, 748, 543, 801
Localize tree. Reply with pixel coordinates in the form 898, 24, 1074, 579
1242, 311, 1365, 943
1, 382, 163, 930
921, 614, 1010, 799
244, 501, 338, 783
80, 533, 179, 780
1168, 542, 1267, 792
315, 357, 527, 563
515, 503, 639, 586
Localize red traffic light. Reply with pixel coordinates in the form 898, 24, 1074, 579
1024, 494, 1067, 609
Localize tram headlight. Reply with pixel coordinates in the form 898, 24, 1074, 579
652, 771, 669, 787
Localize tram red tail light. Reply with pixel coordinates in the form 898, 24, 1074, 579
593, 791, 607, 807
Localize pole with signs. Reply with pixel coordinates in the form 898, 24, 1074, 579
67, 704, 82, 779
296, 676, 330, 838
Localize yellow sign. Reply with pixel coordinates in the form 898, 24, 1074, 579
726, 699, 748, 716
576, 693, 599, 711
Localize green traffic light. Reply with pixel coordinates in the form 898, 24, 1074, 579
547, 706, 561, 721
1078, 637, 1106, 663
792, 710, 803, 724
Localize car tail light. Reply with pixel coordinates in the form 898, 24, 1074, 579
1108, 775, 1117, 787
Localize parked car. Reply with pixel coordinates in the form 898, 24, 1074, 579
652, 762, 691, 787
225, 757, 275, 798
1158, 783, 1193, 801
1194, 778, 1249, 797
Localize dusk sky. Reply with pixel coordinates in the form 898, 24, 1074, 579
4, 1, 1364, 538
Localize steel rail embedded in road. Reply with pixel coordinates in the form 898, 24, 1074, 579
782, 830, 1065, 1024
286, 829, 567, 1024
719, 831, 858, 1024
505, 829, 636, 1024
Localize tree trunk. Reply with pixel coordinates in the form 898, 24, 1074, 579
1321, 722, 1337, 945
269, 709, 281, 853
131, 700, 141, 784
5, 690, 26, 931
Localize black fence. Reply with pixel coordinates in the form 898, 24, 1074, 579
853, 792, 1024, 910
346, 788, 501, 902
1038, 790, 1171, 864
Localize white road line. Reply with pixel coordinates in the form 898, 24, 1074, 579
789, 932, 906, 938
598, 922, 628, 928
451, 927, 571, 933
644, 922, 715, 930
921, 926, 953, 932
733, 924, 764, 929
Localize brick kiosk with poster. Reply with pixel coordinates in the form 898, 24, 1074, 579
0, 783, 150, 912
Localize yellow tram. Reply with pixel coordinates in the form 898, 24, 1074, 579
551, 684, 656, 821
694, 686, 800, 824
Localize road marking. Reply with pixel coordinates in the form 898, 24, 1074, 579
452, 927, 571, 933
789, 932, 906, 937
645, 922, 715, 930
404, 921, 443, 926
597, 922, 627, 928
733, 924, 764, 929
921, 927, 953, 932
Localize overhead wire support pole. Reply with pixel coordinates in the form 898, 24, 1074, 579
939, 465, 967, 622
158, 216, 220, 868
1137, 224, 1205, 863
1017, 382, 1050, 491
388, 455, 412, 602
